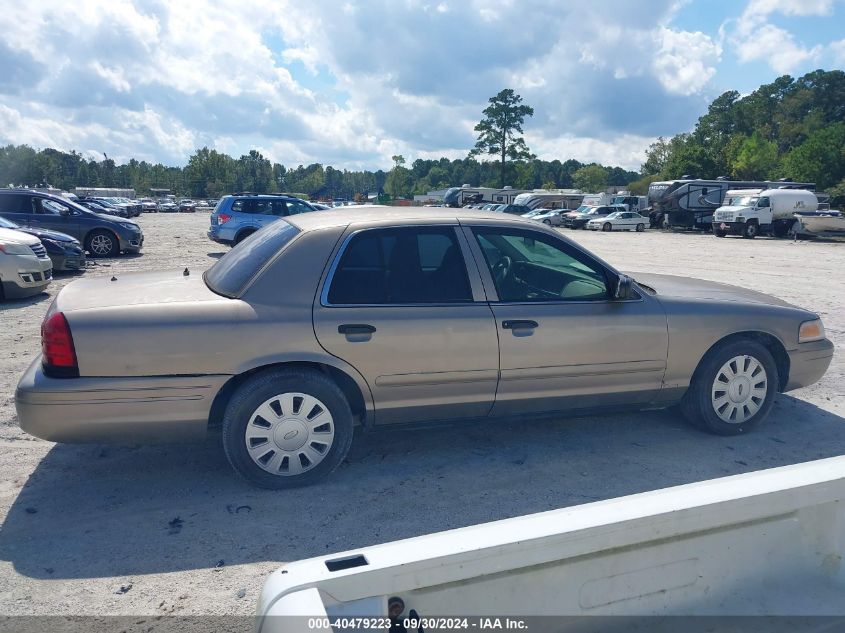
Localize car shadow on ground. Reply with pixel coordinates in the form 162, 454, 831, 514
1, 395, 843, 580
0, 292, 50, 311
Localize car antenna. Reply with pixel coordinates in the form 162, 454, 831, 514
183, 267, 190, 276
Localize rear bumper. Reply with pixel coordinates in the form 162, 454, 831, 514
785, 339, 834, 392
15, 356, 230, 443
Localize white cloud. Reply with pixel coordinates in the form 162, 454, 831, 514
744, 0, 836, 16
652, 28, 722, 95
734, 24, 823, 74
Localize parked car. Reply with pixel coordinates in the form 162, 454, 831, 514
586, 211, 649, 232
563, 205, 625, 229
207, 193, 317, 245
310, 203, 331, 210
0, 216, 86, 271
138, 198, 158, 213
0, 190, 144, 257
532, 208, 567, 226
496, 204, 532, 215
0, 226, 52, 299
78, 198, 129, 218
179, 199, 196, 213
15, 209, 833, 488
157, 200, 178, 213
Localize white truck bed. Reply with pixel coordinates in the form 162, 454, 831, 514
257, 457, 845, 628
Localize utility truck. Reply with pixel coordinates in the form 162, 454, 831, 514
257, 457, 845, 630
712, 188, 818, 238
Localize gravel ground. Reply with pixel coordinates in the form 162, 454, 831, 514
0, 213, 843, 616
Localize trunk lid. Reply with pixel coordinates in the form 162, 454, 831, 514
55, 270, 223, 312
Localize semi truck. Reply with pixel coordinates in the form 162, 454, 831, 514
257, 457, 845, 630
648, 178, 815, 230
712, 188, 818, 238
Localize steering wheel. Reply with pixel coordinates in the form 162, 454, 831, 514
492, 255, 513, 285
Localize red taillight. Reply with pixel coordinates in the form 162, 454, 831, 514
41, 311, 78, 376
218, 213, 232, 224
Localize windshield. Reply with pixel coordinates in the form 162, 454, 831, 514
730, 196, 758, 206
0, 216, 20, 229
204, 220, 300, 297
606, 212, 622, 219
575, 206, 593, 214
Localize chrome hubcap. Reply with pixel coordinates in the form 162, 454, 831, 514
245, 392, 334, 476
711, 355, 767, 424
91, 235, 112, 255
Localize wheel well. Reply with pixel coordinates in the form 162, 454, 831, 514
695, 331, 790, 392
207, 361, 368, 429
235, 228, 256, 242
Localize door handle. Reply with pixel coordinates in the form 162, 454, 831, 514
502, 320, 538, 330
338, 324, 377, 335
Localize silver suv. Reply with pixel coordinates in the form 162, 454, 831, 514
0, 227, 52, 299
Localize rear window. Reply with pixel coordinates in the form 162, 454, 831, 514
204, 220, 300, 297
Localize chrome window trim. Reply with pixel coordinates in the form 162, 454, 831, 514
319, 224, 483, 308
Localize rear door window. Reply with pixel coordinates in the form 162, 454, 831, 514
0, 194, 32, 214
327, 227, 472, 305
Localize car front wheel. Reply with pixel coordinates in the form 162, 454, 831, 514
681, 340, 778, 435
85, 230, 119, 257
222, 369, 354, 488
602, 222, 612, 232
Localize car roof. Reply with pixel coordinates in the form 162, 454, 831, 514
285, 205, 543, 232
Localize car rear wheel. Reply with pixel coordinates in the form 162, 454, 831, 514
636, 223, 645, 232
681, 340, 778, 436
542, 219, 551, 225
85, 230, 119, 257
602, 222, 612, 232
222, 368, 354, 489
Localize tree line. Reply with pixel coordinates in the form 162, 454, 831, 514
630, 69, 845, 203
0, 143, 639, 200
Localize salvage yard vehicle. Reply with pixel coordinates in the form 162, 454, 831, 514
15, 209, 833, 488
208, 192, 318, 245
586, 211, 648, 232
562, 205, 623, 229
0, 226, 52, 299
257, 456, 845, 623
530, 209, 566, 226
0, 216, 86, 271
713, 188, 819, 238
0, 190, 144, 257
178, 199, 197, 213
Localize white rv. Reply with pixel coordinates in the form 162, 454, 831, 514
712, 188, 818, 238
513, 190, 585, 211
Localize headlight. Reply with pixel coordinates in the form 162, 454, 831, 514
118, 222, 137, 230
799, 319, 825, 343
0, 242, 33, 255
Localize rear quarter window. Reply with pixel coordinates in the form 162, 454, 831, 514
204, 220, 300, 297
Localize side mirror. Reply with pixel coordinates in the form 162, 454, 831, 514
612, 274, 632, 300
59, 208, 70, 216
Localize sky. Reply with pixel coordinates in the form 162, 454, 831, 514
0, 0, 843, 172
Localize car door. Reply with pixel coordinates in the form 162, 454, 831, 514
463, 223, 668, 416
30, 197, 82, 237
313, 224, 499, 425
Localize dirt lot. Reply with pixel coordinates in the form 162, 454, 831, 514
0, 213, 843, 615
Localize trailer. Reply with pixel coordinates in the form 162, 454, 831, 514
442, 185, 532, 207
258, 457, 845, 630
513, 190, 585, 211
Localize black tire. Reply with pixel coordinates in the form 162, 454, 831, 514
542, 219, 551, 225
234, 230, 255, 244
742, 222, 758, 239
714, 228, 727, 237
602, 222, 612, 232
680, 340, 778, 436
636, 223, 645, 232
222, 368, 354, 489
772, 223, 789, 238
85, 230, 120, 257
